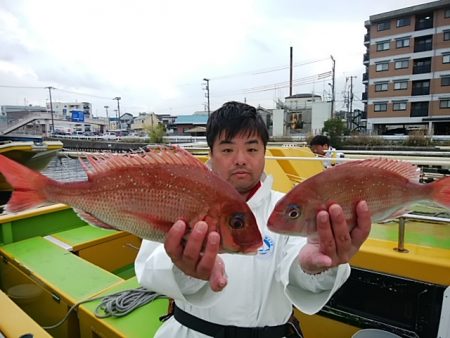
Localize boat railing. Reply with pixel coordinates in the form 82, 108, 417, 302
391, 213, 450, 253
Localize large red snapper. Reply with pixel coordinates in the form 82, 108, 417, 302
0, 147, 262, 253
267, 159, 450, 236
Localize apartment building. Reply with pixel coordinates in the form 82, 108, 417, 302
363, 0, 450, 135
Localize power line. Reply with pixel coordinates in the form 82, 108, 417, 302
0, 84, 45, 89
210, 57, 329, 81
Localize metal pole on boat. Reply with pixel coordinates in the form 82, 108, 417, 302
46, 86, 55, 135
395, 217, 409, 253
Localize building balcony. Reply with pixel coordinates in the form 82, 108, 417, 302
362, 92, 368, 101
362, 73, 368, 83
410, 109, 429, 117
411, 88, 430, 96
415, 21, 433, 31
364, 34, 370, 45
363, 53, 369, 64
412, 65, 431, 74
410, 102, 429, 117
414, 43, 432, 53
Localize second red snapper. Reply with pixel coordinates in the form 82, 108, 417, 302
0, 147, 262, 253
267, 159, 450, 236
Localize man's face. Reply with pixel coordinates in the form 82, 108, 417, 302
310, 144, 328, 156
210, 132, 265, 197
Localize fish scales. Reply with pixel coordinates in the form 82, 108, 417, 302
0, 147, 262, 253
268, 158, 450, 236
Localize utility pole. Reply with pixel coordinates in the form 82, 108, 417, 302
203, 78, 210, 118
113, 97, 121, 130
330, 55, 335, 118
46, 86, 55, 134
104, 105, 110, 130
289, 46, 293, 97
346, 76, 357, 130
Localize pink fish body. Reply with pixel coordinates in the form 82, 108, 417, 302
268, 159, 450, 236
0, 147, 262, 253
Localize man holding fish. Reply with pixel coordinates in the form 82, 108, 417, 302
135, 101, 372, 338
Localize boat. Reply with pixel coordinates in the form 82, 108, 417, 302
0, 135, 63, 197
0, 146, 449, 338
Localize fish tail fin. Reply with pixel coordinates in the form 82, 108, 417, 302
430, 176, 450, 208
0, 155, 51, 212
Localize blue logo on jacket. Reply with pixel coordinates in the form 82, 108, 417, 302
258, 235, 274, 255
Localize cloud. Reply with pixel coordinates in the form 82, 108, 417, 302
0, 0, 431, 115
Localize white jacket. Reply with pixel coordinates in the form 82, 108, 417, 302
135, 175, 350, 338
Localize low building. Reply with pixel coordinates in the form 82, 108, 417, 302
173, 112, 208, 136
131, 113, 160, 134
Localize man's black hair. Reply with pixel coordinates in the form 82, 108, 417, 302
309, 135, 330, 146
206, 101, 269, 151
310, 135, 330, 147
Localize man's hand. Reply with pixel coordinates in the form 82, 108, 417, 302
299, 201, 371, 274
164, 220, 227, 292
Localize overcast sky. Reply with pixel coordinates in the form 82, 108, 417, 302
0, 0, 430, 117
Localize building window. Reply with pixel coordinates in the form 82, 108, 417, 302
444, 30, 450, 41
396, 37, 410, 48
376, 62, 389, 72
377, 40, 390, 51
444, 54, 450, 64
442, 76, 450, 86
397, 17, 411, 27
440, 99, 450, 108
395, 59, 409, 69
393, 101, 407, 111
445, 8, 450, 18
374, 102, 388, 112
394, 81, 408, 90
375, 82, 389, 91
377, 21, 390, 31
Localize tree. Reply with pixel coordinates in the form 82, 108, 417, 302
322, 118, 347, 147
145, 123, 166, 143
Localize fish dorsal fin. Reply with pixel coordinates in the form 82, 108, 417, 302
338, 158, 420, 182
81, 146, 208, 179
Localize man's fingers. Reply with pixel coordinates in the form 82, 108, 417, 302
196, 232, 220, 277
182, 222, 208, 267
316, 210, 336, 256
351, 200, 371, 247
329, 204, 352, 260
164, 220, 186, 262
209, 257, 227, 292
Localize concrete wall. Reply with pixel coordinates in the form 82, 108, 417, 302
311, 102, 332, 134
272, 109, 286, 137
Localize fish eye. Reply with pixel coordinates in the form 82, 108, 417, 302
287, 205, 301, 219
229, 213, 245, 229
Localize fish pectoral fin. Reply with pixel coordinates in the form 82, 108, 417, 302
128, 211, 175, 233
379, 207, 411, 222
75, 209, 116, 230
